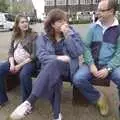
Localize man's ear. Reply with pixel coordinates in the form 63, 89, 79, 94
110, 8, 114, 14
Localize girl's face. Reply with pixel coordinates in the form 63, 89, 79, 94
52, 19, 67, 33
18, 17, 29, 32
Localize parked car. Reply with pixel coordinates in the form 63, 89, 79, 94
0, 13, 15, 31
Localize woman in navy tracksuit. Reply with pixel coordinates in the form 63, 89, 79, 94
10, 8, 85, 120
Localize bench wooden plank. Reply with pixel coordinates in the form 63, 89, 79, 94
72, 86, 89, 105
5, 73, 19, 91
5, 73, 110, 105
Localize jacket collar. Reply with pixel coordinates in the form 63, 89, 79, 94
96, 17, 119, 33
96, 17, 119, 28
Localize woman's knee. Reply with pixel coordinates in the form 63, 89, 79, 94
19, 71, 31, 81
49, 60, 64, 67
46, 60, 66, 72
19, 65, 34, 80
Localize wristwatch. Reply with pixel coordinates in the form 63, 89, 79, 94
106, 67, 112, 72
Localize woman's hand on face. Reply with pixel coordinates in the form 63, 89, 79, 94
57, 55, 70, 63
60, 23, 69, 33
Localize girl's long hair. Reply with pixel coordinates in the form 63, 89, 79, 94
12, 14, 32, 41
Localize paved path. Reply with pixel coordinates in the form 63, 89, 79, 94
0, 82, 119, 120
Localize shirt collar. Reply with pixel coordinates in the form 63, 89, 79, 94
96, 17, 119, 28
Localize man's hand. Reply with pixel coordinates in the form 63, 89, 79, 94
57, 55, 70, 63
96, 68, 109, 79
90, 64, 98, 77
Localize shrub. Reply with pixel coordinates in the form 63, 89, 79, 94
69, 19, 90, 24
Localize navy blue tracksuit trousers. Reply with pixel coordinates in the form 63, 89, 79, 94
31, 60, 70, 119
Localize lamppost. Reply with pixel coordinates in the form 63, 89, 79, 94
66, 0, 69, 15
54, 0, 56, 8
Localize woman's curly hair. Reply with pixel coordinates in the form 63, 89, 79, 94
44, 8, 68, 40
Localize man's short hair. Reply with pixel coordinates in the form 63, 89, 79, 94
107, 0, 118, 14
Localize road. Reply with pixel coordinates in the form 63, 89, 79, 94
0, 23, 119, 120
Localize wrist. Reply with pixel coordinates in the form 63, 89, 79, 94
106, 67, 112, 72
10, 63, 14, 67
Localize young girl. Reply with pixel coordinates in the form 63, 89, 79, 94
0, 14, 38, 105
10, 9, 85, 120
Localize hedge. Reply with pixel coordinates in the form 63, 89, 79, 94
69, 19, 90, 24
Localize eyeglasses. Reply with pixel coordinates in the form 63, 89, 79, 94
97, 8, 112, 12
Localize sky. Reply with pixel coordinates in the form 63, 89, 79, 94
32, 0, 45, 18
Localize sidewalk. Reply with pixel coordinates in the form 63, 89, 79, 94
0, 82, 119, 120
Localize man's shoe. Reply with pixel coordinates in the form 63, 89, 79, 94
9, 101, 32, 120
96, 93, 109, 116
53, 113, 62, 120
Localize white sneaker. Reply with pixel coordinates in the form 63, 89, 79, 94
10, 101, 32, 120
54, 113, 63, 120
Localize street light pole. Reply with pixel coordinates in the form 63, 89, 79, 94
54, 0, 56, 8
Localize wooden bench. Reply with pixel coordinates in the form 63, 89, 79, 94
3, 61, 110, 105
5, 73, 20, 91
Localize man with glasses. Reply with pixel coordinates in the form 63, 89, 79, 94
73, 0, 120, 117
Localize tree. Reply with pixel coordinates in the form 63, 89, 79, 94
8, 1, 33, 15
0, 0, 9, 12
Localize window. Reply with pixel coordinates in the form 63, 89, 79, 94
80, 0, 86, 4
45, 0, 54, 6
56, 0, 66, 5
94, 0, 99, 4
68, 0, 79, 5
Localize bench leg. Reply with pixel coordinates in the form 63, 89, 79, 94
5, 73, 19, 91
72, 86, 89, 106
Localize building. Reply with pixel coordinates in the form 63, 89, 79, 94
45, 0, 120, 16
45, 0, 99, 16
